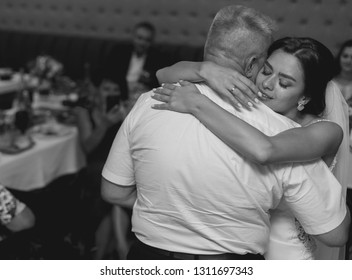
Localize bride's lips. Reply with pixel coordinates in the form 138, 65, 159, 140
258, 91, 273, 100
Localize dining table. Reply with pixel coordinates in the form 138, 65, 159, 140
0, 73, 87, 191
0, 70, 90, 260
0, 125, 86, 192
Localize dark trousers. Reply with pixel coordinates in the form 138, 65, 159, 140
127, 239, 264, 260
346, 189, 352, 259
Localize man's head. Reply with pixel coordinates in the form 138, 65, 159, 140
132, 21, 156, 57
204, 5, 277, 82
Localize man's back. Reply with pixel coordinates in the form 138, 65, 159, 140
103, 83, 345, 255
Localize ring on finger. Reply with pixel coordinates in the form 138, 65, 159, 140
230, 86, 237, 92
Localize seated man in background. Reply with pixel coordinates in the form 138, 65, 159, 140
104, 21, 165, 103
0, 183, 35, 259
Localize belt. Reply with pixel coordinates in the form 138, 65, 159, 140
137, 240, 264, 260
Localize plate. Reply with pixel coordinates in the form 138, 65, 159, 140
0, 135, 35, 154
31, 123, 73, 138
0, 68, 14, 80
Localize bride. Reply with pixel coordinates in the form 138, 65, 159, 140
152, 37, 350, 260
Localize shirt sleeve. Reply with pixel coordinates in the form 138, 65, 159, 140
102, 92, 150, 186
282, 161, 347, 235
0, 185, 26, 225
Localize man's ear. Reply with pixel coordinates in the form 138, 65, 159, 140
244, 56, 257, 80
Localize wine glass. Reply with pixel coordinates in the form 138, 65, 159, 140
14, 110, 31, 135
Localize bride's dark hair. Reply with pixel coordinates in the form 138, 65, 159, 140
268, 37, 334, 116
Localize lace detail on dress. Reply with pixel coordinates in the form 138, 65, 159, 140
294, 218, 317, 258
305, 118, 331, 126
329, 156, 338, 171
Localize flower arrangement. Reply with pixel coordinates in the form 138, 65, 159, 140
28, 55, 63, 82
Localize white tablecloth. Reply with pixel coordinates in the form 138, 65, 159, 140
0, 127, 86, 191
0, 73, 22, 95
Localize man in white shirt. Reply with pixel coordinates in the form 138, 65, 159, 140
101, 5, 350, 260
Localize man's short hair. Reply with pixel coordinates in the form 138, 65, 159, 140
134, 21, 156, 37
204, 5, 277, 63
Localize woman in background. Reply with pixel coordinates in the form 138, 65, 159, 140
74, 78, 126, 259
333, 40, 352, 101
153, 37, 350, 259
333, 39, 352, 259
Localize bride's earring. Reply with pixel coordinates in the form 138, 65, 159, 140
297, 97, 309, 111
297, 101, 305, 111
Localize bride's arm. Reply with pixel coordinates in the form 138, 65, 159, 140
152, 82, 343, 165
156, 61, 205, 83
157, 61, 259, 109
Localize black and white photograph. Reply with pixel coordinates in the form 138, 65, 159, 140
0, 1, 351, 274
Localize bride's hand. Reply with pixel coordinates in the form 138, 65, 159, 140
151, 81, 202, 114
200, 61, 259, 109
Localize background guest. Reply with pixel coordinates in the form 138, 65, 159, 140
333, 39, 352, 207
104, 21, 165, 103
333, 40, 352, 102
73, 78, 126, 259
333, 39, 352, 259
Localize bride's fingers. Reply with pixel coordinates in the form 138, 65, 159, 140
153, 87, 172, 96
151, 103, 169, 110
151, 93, 171, 103
161, 83, 177, 90
179, 80, 192, 86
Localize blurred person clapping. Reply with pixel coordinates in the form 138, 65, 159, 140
72, 78, 127, 259
74, 78, 126, 157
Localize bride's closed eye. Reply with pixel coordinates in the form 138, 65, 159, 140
279, 80, 290, 89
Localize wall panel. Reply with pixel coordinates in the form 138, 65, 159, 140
0, 0, 351, 53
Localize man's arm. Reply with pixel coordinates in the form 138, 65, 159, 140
100, 93, 141, 209
101, 177, 136, 209
313, 207, 350, 247
283, 161, 350, 248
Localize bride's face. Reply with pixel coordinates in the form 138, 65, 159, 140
255, 50, 305, 119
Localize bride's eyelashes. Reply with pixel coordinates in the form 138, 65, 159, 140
261, 66, 291, 89
279, 80, 290, 89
